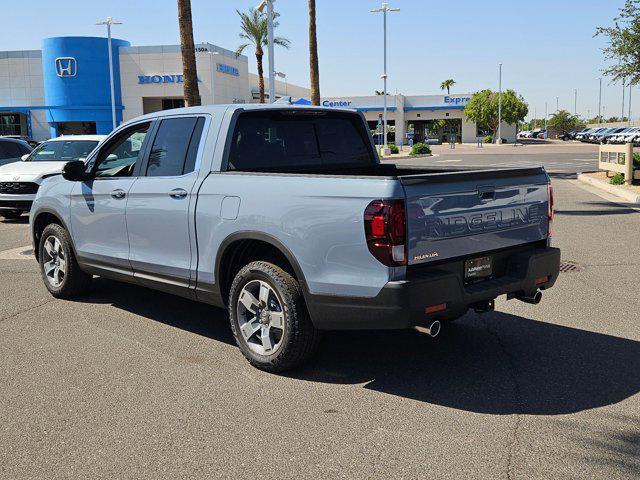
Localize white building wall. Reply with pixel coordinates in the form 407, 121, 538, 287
119, 43, 252, 122
0, 51, 44, 108
0, 50, 47, 140
248, 73, 310, 102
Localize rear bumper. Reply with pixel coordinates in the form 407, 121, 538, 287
306, 246, 560, 330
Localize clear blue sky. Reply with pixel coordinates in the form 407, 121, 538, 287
2, 0, 631, 121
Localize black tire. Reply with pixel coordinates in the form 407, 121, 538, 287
228, 261, 321, 372
39, 223, 92, 298
0, 210, 22, 219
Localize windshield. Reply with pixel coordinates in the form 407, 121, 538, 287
27, 140, 99, 162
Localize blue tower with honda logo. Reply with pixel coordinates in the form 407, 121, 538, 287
42, 36, 130, 137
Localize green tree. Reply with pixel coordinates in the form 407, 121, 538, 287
595, 0, 640, 85
464, 89, 528, 141
548, 110, 582, 133
235, 9, 291, 103
440, 79, 456, 94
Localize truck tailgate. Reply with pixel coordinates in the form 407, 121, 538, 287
402, 168, 550, 266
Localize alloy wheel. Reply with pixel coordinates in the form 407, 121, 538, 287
236, 279, 286, 355
42, 235, 66, 287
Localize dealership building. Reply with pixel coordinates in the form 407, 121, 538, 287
0, 36, 514, 143
0, 36, 309, 140
320, 94, 516, 145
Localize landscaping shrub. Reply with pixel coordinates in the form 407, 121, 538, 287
610, 173, 625, 185
483, 135, 493, 143
633, 152, 640, 169
409, 142, 431, 155
388, 143, 399, 154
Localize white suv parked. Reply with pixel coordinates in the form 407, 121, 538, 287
0, 135, 105, 219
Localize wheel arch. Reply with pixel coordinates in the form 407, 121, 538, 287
214, 231, 311, 307
31, 209, 75, 262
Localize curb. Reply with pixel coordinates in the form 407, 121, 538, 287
380, 154, 433, 161
577, 173, 640, 204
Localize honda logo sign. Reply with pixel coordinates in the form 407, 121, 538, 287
55, 57, 77, 77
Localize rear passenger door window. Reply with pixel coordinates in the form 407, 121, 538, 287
145, 117, 205, 177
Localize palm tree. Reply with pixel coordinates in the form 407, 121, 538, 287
440, 79, 456, 95
236, 8, 290, 103
308, 0, 320, 105
177, 0, 200, 106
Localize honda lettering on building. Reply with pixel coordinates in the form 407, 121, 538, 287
138, 74, 185, 84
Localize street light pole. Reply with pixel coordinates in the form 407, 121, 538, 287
574, 89, 577, 116
544, 102, 547, 137
372, 2, 399, 154
96, 16, 122, 131
497, 63, 502, 144
275, 71, 287, 95
622, 78, 626, 119
598, 77, 602, 125
556, 96, 559, 113
208, 51, 219, 104
256, 0, 276, 103
628, 83, 632, 126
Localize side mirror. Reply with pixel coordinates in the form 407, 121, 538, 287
62, 161, 90, 182
21, 154, 29, 161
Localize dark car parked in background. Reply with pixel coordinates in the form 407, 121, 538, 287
0, 137, 33, 166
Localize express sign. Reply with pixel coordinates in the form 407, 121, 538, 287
444, 96, 471, 105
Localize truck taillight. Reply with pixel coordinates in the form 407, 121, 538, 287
364, 199, 406, 266
548, 183, 554, 237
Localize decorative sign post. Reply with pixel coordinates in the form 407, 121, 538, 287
598, 143, 637, 185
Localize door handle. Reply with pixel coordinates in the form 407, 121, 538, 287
111, 189, 126, 199
169, 188, 188, 199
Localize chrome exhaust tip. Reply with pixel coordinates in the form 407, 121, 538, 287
424, 320, 441, 338
517, 290, 542, 305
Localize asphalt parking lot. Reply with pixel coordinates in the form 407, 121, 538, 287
1, 147, 639, 479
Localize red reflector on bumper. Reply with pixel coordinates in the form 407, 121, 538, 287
535, 276, 549, 285
425, 303, 447, 314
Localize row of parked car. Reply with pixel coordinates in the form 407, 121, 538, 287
560, 126, 640, 144
517, 129, 548, 139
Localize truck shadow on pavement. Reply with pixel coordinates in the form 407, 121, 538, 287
80, 278, 236, 346
292, 312, 640, 416
80, 279, 640, 416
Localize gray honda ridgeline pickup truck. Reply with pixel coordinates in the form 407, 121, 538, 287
30, 103, 560, 371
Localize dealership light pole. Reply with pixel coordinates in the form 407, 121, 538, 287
96, 17, 122, 131
622, 78, 626, 119
372, 2, 399, 154
574, 89, 577, 116
628, 83, 632, 125
598, 77, 602, 125
256, 0, 276, 103
275, 71, 287, 95
208, 51, 220, 104
544, 102, 547, 137
497, 63, 502, 144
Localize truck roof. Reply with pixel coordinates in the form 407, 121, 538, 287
126, 102, 356, 126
